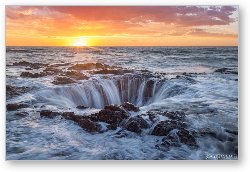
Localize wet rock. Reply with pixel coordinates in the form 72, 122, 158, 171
68, 63, 110, 70
144, 111, 158, 122
125, 116, 149, 133
12, 61, 31, 66
12, 61, 47, 69
6, 103, 29, 111
122, 102, 139, 112
163, 134, 181, 147
6, 85, 30, 97
77, 118, 102, 132
90, 105, 130, 127
107, 124, 117, 130
42, 66, 61, 75
15, 111, 29, 117
214, 68, 238, 74
20, 72, 45, 78
151, 120, 177, 136
92, 69, 133, 75
163, 111, 185, 121
225, 129, 238, 135
61, 112, 101, 132
104, 105, 126, 113
52, 76, 76, 85
76, 105, 88, 109
62, 70, 89, 80
177, 129, 198, 147
199, 128, 217, 138
40, 110, 61, 118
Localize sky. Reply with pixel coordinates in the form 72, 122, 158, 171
6, 6, 238, 46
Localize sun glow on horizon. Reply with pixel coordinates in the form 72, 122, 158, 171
72, 37, 89, 46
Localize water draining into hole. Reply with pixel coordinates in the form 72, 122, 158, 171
36, 75, 187, 109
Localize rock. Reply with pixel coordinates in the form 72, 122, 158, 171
62, 112, 77, 120
20, 72, 45, 78
104, 105, 126, 113
68, 63, 110, 71
107, 124, 117, 130
199, 128, 216, 137
214, 68, 238, 74
225, 129, 238, 135
144, 111, 158, 122
6, 85, 30, 97
40, 110, 61, 118
42, 66, 61, 75
12, 61, 47, 69
52, 76, 76, 85
14, 111, 29, 117
76, 105, 88, 109
61, 112, 101, 132
162, 134, 181, 147
122, 102, 139, 112
151, 120, 177, 136
92, 69, 133, 75
177, 129, 198, 147
12, 61, 31, 66
61, 70, 89, 80
6, 103, 29, 111
163, 111, 185, 121
76, 118, 102, 132
90, 105, 130, 127
125, 116, 149, 133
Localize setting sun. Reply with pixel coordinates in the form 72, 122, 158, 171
72, 37, 88, 46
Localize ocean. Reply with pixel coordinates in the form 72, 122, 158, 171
6, 46, 238, 160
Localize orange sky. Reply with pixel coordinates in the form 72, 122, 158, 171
6, 6, 238, 46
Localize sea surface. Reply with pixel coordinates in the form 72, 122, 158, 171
6, 46, 238, 160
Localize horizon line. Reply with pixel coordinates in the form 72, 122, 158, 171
6, 45, 238, 47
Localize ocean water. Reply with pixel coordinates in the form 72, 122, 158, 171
6, 46, 238, 160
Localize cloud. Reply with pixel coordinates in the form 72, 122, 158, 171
47, 6, 238, 26
6, 6, 238, 46
187, 28, 238, 38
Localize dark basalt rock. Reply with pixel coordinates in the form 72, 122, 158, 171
20, 72, 45, 78
163, 111, 186, 121
52, 76, 76, 85
14, 111, 29, 117
151, 120, 177, 136
92, 69, 133, 75
225, 129, 238, 135
68, 63, 110, 71
198, 128, 217, 138
89, 105, 130, 127
12, 61, 31, 66
42, 66, 61, 76
177, 129, 198, 147
122, 102, 139, 112
125, 116, 149, 133
40, 110, 61, 118
76, 118, 102, 132
214, 68, 238, 74
61, 112, 101, 132
76, 105, 88, 109
6, 103, 29, 111
6, 85, 30, 97
65, 70, 89, 80
13, 61, 47, 69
